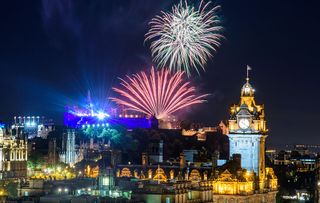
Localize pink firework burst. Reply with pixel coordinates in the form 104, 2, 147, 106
110, 67, 208, 120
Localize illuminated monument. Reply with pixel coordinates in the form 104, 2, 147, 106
65, 129, 76, 166
212, 67, 278, 202
228, 67, 267, 182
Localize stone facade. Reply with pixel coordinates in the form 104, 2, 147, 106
212, 191, 278, 203
213, 69, 278, 202
0, 128, 28, 180
229, 134, 265, 175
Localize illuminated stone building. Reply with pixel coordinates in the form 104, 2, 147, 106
12, 116, 54, 139
212, 67, 278, 202
181, 121, 229, 141
0, 127, 28, 180
112, 68, 277, 202
116, 152, 214, 203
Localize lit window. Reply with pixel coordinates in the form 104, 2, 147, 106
102, 177, 109, 186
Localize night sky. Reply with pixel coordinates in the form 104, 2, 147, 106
0, 0, 319, 146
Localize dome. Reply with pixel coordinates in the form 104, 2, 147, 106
241, 80, 255, 97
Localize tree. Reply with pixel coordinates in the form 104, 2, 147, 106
28, 152, 45, 169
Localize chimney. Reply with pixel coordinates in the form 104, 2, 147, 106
212, 150, 220, 168
232, 154, 241, 168
180, 152, 186, 169
142, 152, 148, 167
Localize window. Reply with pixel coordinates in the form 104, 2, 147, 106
102, 177, 109, 186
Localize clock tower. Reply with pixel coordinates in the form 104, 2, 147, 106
228, 66, 268, 188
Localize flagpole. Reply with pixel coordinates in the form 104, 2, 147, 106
246, 65, 252, 82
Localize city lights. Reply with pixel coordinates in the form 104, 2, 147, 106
64, 104, 151, 129
0, 1, 314, 203
97, 111, 108, 120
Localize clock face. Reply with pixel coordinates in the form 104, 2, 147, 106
239, 118, 250, 129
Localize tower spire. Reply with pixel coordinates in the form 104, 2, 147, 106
241, 65, 255, 97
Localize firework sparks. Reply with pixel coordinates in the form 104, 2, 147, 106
145, 0, 223, 76
110, 67, 208, 120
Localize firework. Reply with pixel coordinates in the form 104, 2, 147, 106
110, 67, 208, 120
145, 0, 223, 76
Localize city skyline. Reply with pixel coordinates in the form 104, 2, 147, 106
0, 0, 320, 146
0, 1, 319, 202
